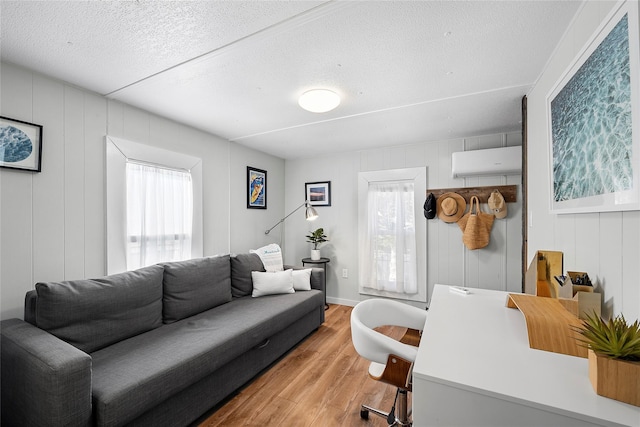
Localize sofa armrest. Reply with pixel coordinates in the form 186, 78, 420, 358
308, 267, 325, 293
285, 265, 325, 293
1, 318, 92, 427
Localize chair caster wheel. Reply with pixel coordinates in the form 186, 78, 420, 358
360, 408, 369, 419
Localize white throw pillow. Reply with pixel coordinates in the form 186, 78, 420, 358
250, 243, 284, 272
292, 268, 312, 291
251, 269, 294, 297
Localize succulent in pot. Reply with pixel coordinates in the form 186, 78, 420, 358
573, 312, 640, 406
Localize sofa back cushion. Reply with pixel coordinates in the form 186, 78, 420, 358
230, 253, 265, 298
162, 255, 232, 323
35, 265, 164, 353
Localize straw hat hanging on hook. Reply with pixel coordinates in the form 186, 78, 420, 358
457, 196, 495, 250
436, 192, 466, 223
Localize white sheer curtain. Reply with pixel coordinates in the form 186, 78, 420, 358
126, 161, 193, 270
360, 180, 417, 295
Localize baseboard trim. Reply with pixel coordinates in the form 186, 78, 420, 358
326, 297, 358, 307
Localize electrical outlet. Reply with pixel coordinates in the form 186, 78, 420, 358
342, 268, 348, 278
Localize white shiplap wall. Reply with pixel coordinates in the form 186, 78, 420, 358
527, 0, 640, 320
0, 62, 285, 320
228, 142, 287, 255
282, 132, 523, 308
0, 65, 108, 320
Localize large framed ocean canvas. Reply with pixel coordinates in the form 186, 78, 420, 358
548, 1, 640, 214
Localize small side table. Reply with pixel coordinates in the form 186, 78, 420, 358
301, 257, 330, 310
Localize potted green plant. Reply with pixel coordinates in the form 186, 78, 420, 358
306, 228, 328, 260
573, 312, 640, 406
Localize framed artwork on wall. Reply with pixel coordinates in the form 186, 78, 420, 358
306, 181, 331, 206
247, 166, 267, 209
0, 116, 43, 172
547, 0, 640, 214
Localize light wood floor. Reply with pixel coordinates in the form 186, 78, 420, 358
197, 304, 405, 427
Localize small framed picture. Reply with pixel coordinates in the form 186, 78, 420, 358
305, 181, 331, 206
247, 166, 267, 209
0, 116, 43, 172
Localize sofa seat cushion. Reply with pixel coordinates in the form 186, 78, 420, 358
162, 255, 232, 323
34, 265, 164, 353
90, 290, 323, 427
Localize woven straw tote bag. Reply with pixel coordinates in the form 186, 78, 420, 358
457, 196, 495, 250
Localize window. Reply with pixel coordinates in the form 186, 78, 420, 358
125, 161, 193, 270
106, 136, 203, 274
358, 167, 427, 302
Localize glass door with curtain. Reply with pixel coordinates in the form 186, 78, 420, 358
361, 180, 417, 295
358, 167, 427, 303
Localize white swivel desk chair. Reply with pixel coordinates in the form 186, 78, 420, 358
350, 298, 427, 427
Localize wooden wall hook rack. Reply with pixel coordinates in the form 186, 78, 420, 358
426, 184, 517, 203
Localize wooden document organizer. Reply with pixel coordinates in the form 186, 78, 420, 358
524, 251, 601, 320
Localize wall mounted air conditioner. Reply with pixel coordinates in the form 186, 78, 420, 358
451, 146, 522, 178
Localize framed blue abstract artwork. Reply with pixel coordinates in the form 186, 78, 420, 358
0, 116, 43, 172
547, 0, 639, 214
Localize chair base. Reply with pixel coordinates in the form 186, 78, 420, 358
359, 389, 411, 426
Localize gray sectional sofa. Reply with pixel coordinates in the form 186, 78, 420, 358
1, 253, 325, 427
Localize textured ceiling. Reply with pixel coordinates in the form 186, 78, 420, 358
1, 1, 583, 159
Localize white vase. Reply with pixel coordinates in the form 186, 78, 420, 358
311, 249, 321, 261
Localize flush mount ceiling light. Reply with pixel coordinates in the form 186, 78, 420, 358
298, 89, 341, 113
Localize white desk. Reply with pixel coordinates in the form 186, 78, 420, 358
412, 285, 640, 427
